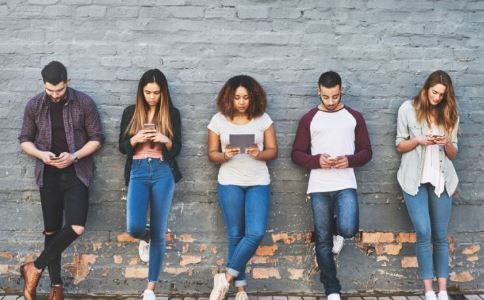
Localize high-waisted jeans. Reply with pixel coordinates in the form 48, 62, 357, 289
403, 183, 452, 279
217, 184, 271, 287
310, 188, 359, 295
127, 158, 175, 282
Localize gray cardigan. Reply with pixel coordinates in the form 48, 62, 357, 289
396, 100, 459, 196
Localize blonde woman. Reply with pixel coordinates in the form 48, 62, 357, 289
396, 70, 459, 300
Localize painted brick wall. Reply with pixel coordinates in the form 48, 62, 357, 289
0, 0, 483, 296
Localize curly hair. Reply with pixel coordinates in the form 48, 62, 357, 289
216, 75, 267, 119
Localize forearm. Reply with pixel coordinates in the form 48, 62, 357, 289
291, 150, 321, 169
73, 141, 101, 159
208, 150, 226, 164
396, 138, 419, 153
20, 142, 44, 160
444, 142, 458, 160
255, 148, 277, 161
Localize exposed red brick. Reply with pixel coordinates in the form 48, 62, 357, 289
128, 257, 139, 265
466, 255, 478, 262
377, 256, 389, 262
64, 254, 97, 285
182, 243, 190, 254
383, 243, 403, 255
396, 233, 416, 243
252, 267, 281, 279
92, 242, 102, 251
462, 244, 480, 255
211, 246, 218, 254
304, 232, 313, 243
272, 232, 302, 244
450, 271, 474, 282
375, 243, 385, 255
117, 232, 137, 243
255, 244, 278, 256
164, 266, 188, 275
0, 265, 8, 274
125, 267, 148, 278
361, 232, 394, 244
449, 235, 455, 256
199, 243, 208, 252
250, 256, 277, 264
288, 268, 304, 280
113, 255, 123, 264
180, 255, 202, 266
178, 234, 195, 243
0, 252, 13, 261
401, 256, 418, 268
166, 232, 175, 242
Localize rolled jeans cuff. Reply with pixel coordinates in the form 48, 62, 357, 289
227, 267, 239, 278
235, 280, 247, 287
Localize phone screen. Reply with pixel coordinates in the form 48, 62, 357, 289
143, 123, 156, 130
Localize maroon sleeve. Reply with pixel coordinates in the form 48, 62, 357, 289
345, 107, 372, 168
291, 108, 321, 169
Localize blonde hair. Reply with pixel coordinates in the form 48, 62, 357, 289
413, 70, 458, 135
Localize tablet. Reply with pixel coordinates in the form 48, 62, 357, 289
229, 134, 255, 153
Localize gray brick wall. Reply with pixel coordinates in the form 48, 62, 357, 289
1, 0, 483, 296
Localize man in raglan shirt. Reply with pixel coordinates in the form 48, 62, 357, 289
291, 71, 372, 300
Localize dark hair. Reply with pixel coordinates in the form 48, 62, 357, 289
318, 71, 342, 88
216, 75, 267, 119
126, 69, 175, 138
41, 61, 68, 85
413, 70, 458, 135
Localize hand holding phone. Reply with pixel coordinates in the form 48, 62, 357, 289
143, 124, 156, 148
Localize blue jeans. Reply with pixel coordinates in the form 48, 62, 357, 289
127, 158, 175, 282
311, 188, 359, 295
217, 184, 271, 287
403, 183, 452, 279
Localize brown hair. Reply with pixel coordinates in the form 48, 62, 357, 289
125, 69, 174, 139
413, 70, 458, 135
216, 75, 267, 119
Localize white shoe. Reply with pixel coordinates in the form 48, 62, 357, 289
235, 291, 248, 300
138, 240, 150, 263
142, 289, 156, 300
328, 293, 341, 300
332, 235, 344, 254
438, 291, 449, 300
425, 291, 438, 300
209, 273, 230, 300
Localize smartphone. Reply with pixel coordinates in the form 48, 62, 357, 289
143, 123, 156, 131
50, 156, 60, 160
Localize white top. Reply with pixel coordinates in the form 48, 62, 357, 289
396, 100, 459, 196
420, 125, 445, 196
308, 109, 357, 193
208, 112, 273, 186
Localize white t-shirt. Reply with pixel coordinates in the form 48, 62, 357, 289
208, 112, 273, 186
420, 124, 445, 196
308, 109, 357, 193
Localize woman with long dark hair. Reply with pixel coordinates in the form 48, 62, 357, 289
396, 70, 459, 300
119, 69, 182, 300
207, 75, 278, 300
